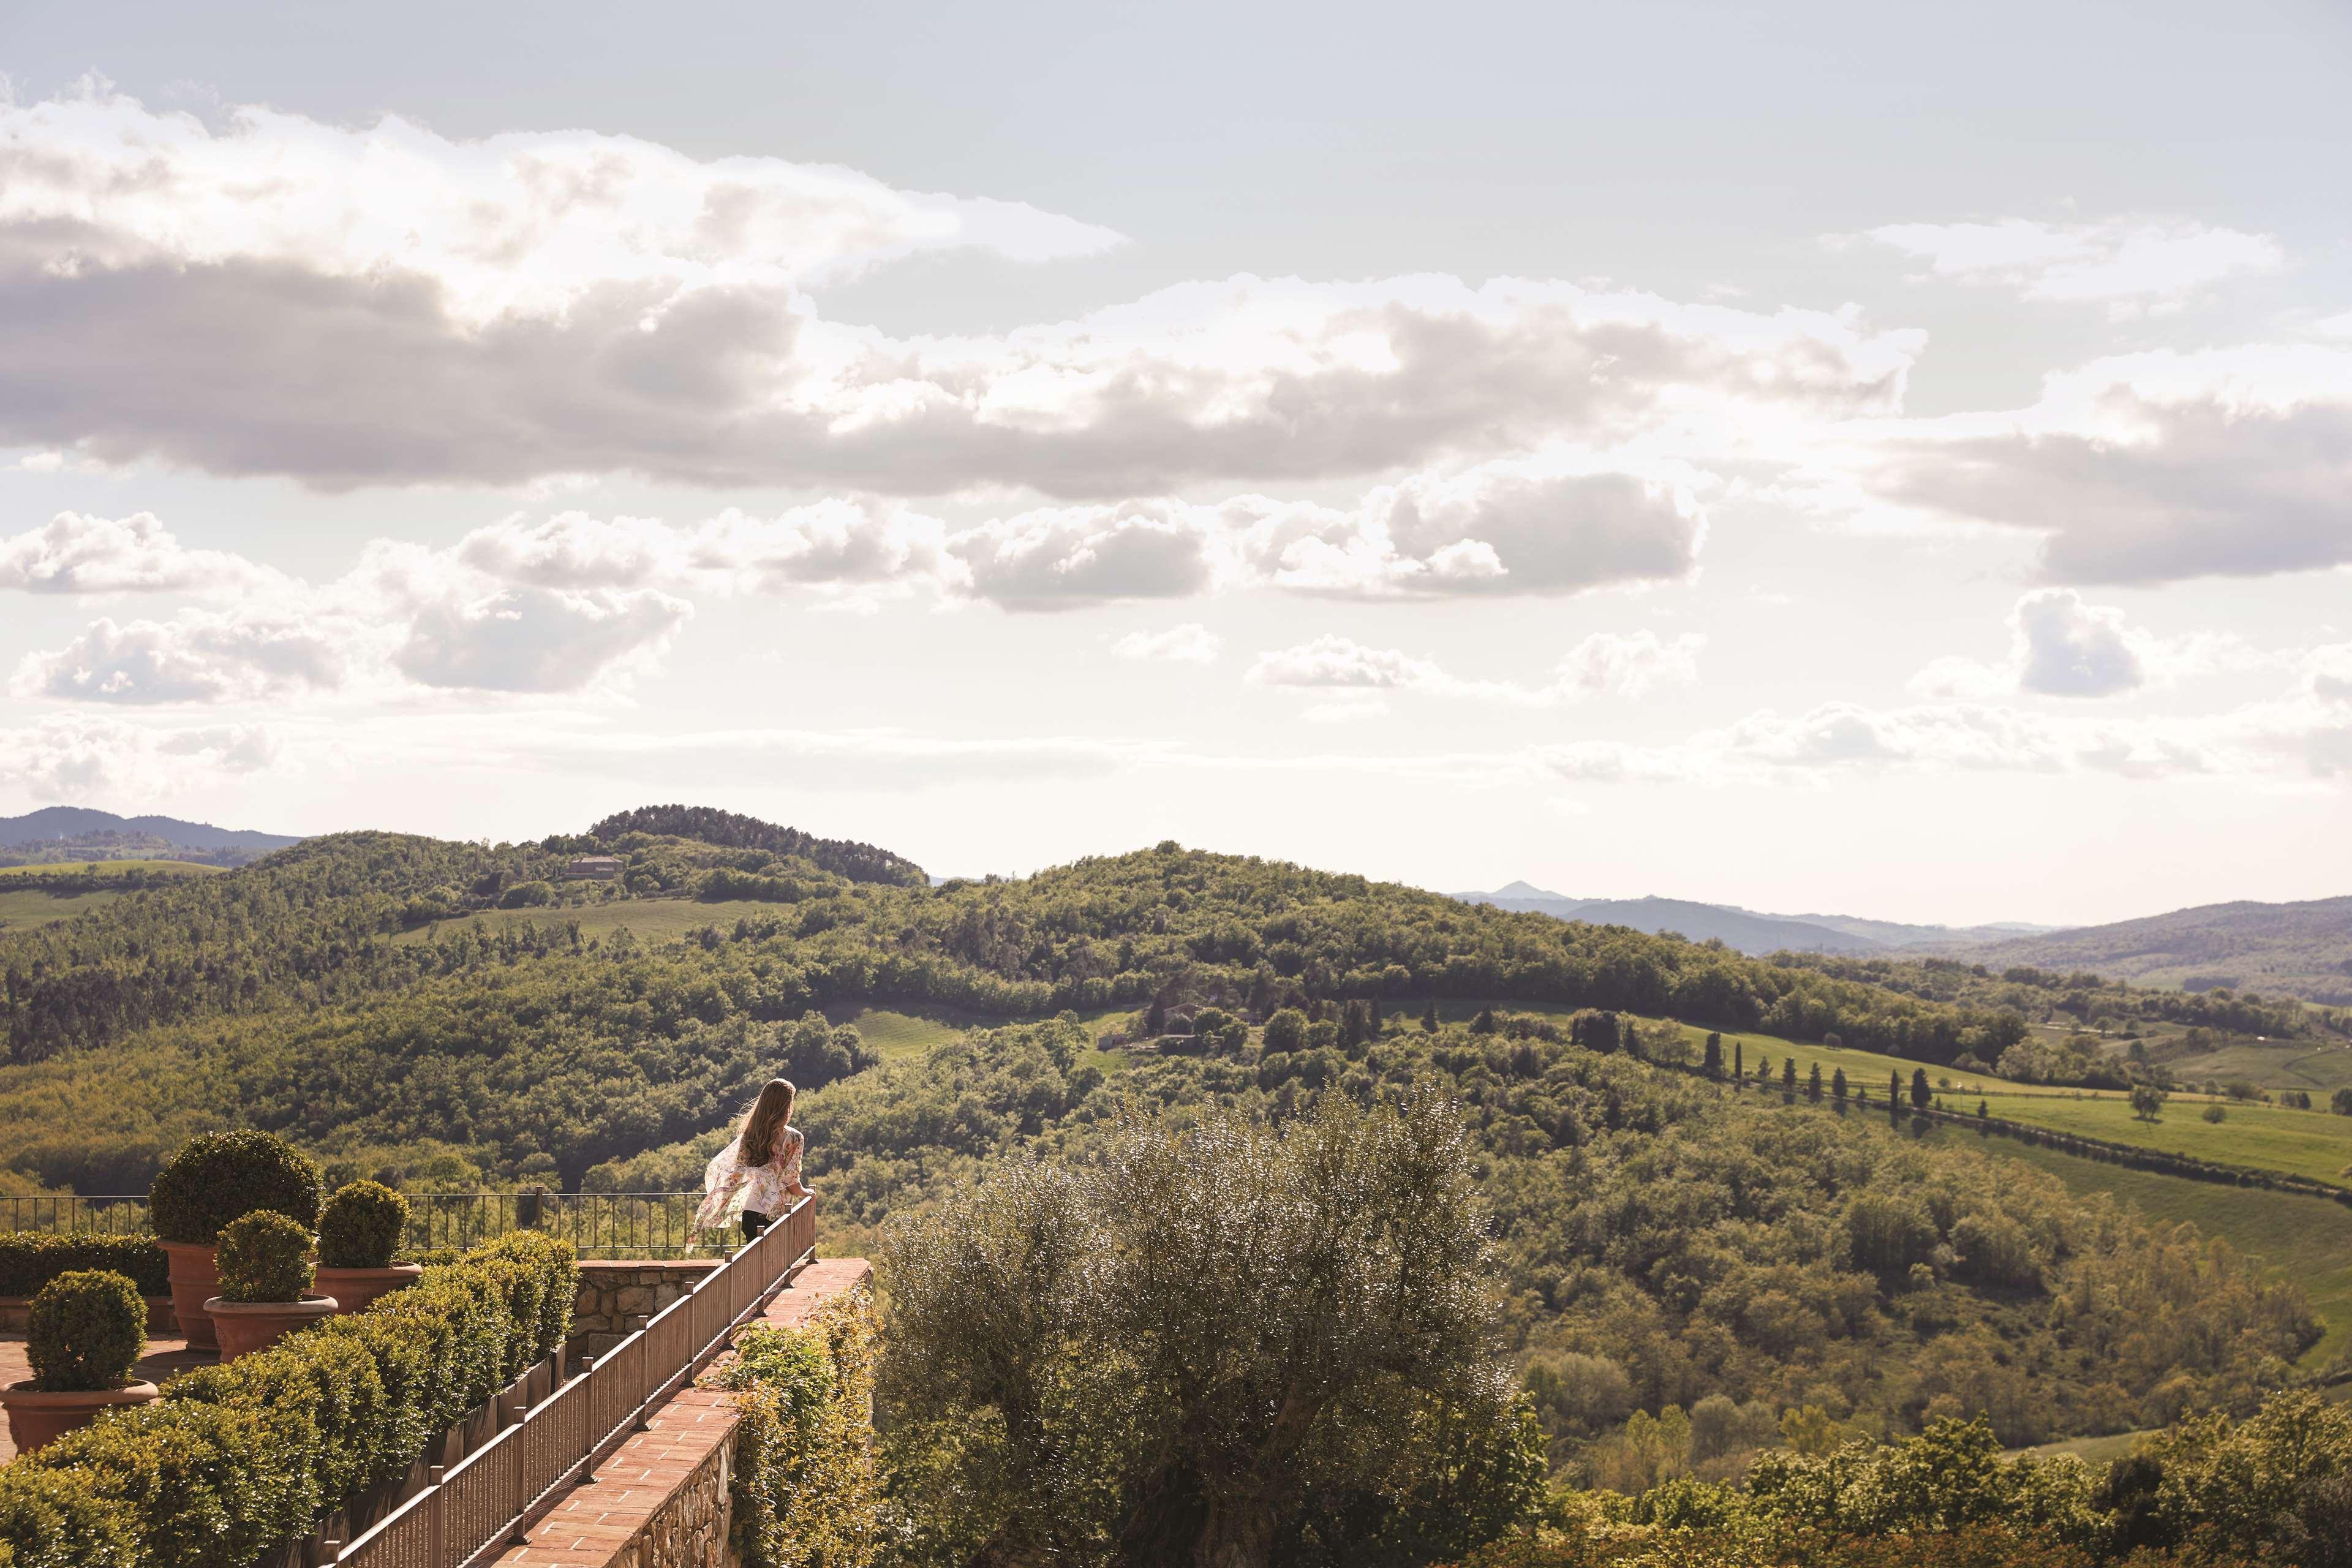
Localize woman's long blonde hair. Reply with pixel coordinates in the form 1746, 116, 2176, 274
741, 1078, 797, 1166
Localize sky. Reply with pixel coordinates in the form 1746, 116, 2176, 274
0, 0, 2347, 925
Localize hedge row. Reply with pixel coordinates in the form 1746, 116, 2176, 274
0, 1231, 576, 1568
0, 1234, 168, 1300
707, 1287, 883, 1568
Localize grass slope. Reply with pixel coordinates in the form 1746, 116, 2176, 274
0, 860, 224, 878
391, 899, 791, 946
0, 889, 124, 930
1923, 1121, 2352, 1367
1676, 1020, 2352, 1187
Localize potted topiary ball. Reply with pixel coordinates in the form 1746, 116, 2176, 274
0, 1269, 159, 1452
148, 1130, 323, 1350
201, 1210, 337, 1362
313, 1180, 421, 1314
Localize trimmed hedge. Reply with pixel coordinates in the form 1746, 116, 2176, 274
317, 1182, 407, 1272
27, 1270, 146, 1393
0, 1234, 167, 1299
148, 1132, 322, 1246
1, 1231, 576, 1568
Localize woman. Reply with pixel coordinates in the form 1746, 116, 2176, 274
695, 1077, 810, 1242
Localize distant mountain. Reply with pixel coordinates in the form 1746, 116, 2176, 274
1956, 895, 2352, 1006
1755, 911, 2066, 948
0, 807, 301, 865
1456, 883, 2061, 959
1455, 887, 1880, 955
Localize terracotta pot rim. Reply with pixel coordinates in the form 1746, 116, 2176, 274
1, 1379, 160, 1407
202, 1294, 338, 1315
314, 1263, 424, 1280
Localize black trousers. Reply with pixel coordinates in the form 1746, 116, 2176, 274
740, 1208, 771, 1241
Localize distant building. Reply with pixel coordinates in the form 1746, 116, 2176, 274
564, 856, 624, 881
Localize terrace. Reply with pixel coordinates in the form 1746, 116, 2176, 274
0, 1191, 866, 1568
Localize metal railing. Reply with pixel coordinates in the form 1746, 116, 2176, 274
0, 1196, 151, 1236
1, 1193, 724, 1261
335, 1192, 815, 1568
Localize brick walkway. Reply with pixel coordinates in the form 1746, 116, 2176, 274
488, 1256, 872, 1568
0, 1335, 212, 1464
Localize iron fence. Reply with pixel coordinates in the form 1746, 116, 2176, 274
1, 1192, 725, 1261
335, 1192, 816, 1568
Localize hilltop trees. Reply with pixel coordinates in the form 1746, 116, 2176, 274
878, 1094, 1542, 1567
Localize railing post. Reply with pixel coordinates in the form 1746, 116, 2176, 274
510, 1417, 529, 1542
426, 1468, 445, 1568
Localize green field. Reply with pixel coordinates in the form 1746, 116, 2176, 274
1674, 1021, 2352, 1188
1926, 1121, 2352, 1367
0, 859, 224, 878
0, 888, 126, 930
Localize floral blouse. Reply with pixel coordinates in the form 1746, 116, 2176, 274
695, 1125, 805, 1229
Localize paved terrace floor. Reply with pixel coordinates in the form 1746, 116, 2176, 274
0, 1336, 214, 1464
491, 1257, 872, 1568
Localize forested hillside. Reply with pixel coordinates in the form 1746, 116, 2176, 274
0, 826, 2049, 1191
605, 1013, 2314, 1471
0, 813, 2334, 1483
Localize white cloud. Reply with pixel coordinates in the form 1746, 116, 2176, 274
0, 82, 1121, 328
1530, 674, 2352, 788
0, 89, 1921, 494
1860, 217, 2283, 309
1857, 344, 2352, 584
0, 511, 283, 595
0, 715, 280, 802
1249, 630, 1702, 707
1112, 624, 1222, 664
451, 450, 1709, 614
12, 612, 345, 703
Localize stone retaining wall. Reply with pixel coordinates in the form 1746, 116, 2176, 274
571, 1261, 720, 1357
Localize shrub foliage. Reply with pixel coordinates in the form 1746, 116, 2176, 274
147, 1131, 322, 1246
214, 1211, 315, 1303
25, 1268, 146, 1393
0, 1231, 575, 1568
316, 1180, 407, 1271
0, 1233, 167, 1298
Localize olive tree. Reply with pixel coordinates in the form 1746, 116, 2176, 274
876, 1093, 1539, 1568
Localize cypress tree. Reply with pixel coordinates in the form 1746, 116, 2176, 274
1910, 1068, 1932, 1110
1702, 1033, 1724, 1079
1806, 1063, 1823, 1101
1422, 1000, 1439, 1033
1832, 1068, 1848, 1101
1782, 1058, 1798, 1093
1734, 1040, 1745, 1083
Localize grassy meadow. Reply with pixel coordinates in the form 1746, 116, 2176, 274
1676, 1021, 2352, 1188
0, 888, 125, 930
0, 859, 225, 878
1922, 1120, 2352, 1368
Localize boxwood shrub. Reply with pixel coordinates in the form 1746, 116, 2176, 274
26, 1269, 147, 1393
148, 1131, 323, 1246
214, 1212, 315, 1304
317, 1180, 408, 1271
0, 1233, 168, 1298
4, 1232, 576, 1568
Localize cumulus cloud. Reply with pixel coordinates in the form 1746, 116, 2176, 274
1860, 217, 2283, 310
1112, 624, 1221, 663
0, 511, 283, 594
0, 715, 279, 801
12, 612, 345, 703
10, 530, 695, 706
1249, 630, 1702, 707
0, 89, 1919, 494
1860, 345, 2352, 584
451, 450, 1709, 612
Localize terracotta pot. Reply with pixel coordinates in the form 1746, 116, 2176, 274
1, 1379, 159, 1453
314, 1264, 423, 1316
159, 1240, 221, 1351
202, 1295, 338, 1362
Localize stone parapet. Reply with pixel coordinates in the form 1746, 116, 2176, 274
571, 1261, 720, 1357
